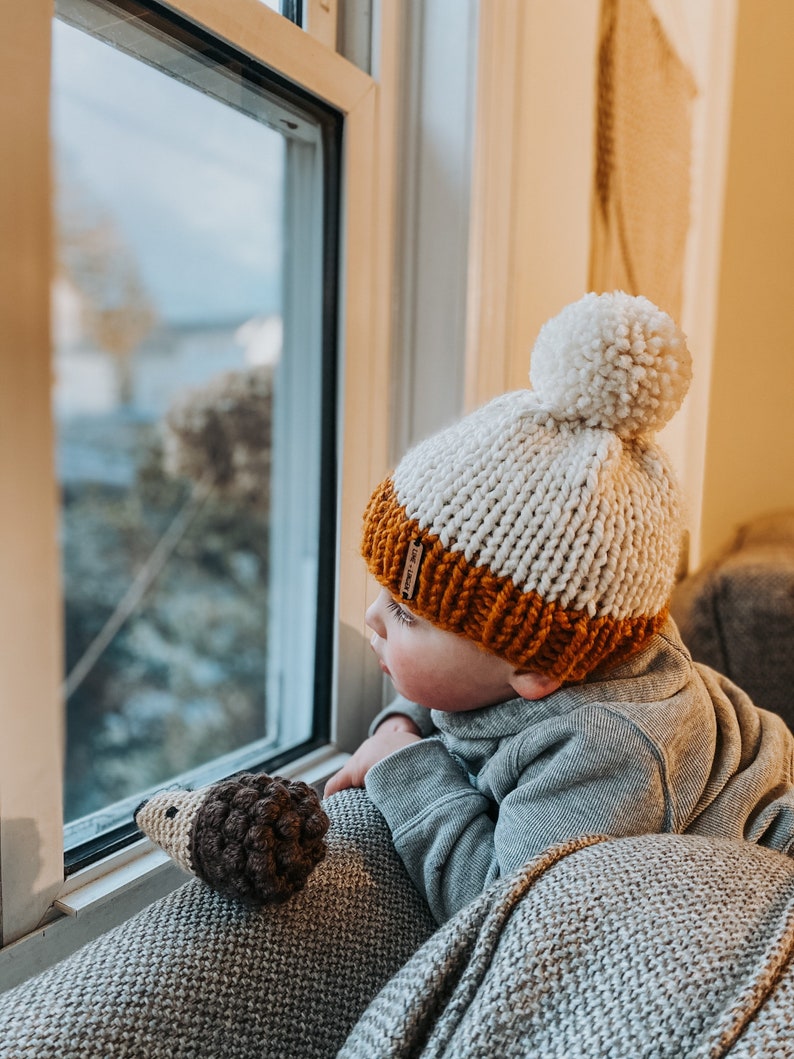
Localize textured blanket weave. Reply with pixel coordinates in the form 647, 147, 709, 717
339, 832, 794, 1058
0, 790, 435, 1059
6, 795, 794, 1057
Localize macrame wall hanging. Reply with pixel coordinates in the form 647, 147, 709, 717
590, 0, 697, 322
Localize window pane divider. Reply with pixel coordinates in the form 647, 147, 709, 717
166, 0, 370, 110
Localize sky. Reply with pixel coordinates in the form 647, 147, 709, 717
51, 18, 294, 325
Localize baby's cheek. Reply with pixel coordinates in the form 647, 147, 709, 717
400, 661, 447, 708
388, 647, 423, 692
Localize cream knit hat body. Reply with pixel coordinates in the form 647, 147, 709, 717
362, 291, 692, 682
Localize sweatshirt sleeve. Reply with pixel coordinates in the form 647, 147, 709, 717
367, 695, 437, 738
364, 706, 669, 923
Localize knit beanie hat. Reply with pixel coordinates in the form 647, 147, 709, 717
361, 291, 692, 683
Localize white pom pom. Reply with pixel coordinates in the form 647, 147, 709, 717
529, 291, 692, 437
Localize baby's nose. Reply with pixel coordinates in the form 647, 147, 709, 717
365, 598, 387, 639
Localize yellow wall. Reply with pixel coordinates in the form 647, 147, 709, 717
701, 0, 794, 556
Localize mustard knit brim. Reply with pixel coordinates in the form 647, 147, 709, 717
361, 478, 667, 683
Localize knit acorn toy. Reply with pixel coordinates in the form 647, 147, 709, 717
134, 772, 330, 906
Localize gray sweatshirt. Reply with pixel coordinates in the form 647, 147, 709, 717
364, 621, 794, 923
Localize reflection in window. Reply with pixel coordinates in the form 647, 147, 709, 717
51, 7, 334, 852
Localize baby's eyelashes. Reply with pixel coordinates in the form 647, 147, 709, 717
387, 598, 416, 626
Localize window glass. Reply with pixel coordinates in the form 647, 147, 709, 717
51, 1, 337, 859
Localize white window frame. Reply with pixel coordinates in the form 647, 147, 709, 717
0, 0, 399, 982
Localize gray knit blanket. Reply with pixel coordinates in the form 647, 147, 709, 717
340, 831, 794, 1057
3, 789, 794, 1057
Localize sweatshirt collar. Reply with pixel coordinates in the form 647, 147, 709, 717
429, 620, 692, 738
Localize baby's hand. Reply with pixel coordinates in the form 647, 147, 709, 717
324, 715, 421, 796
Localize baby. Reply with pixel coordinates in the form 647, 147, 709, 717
326, 290, 794, 924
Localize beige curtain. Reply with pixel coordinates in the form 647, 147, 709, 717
590, 0, 697, 321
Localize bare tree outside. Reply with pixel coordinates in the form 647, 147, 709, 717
57, 168, 159, 407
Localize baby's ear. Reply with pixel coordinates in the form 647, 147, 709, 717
509, 670, 561, 701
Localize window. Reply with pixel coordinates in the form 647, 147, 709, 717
1, 0, 389, 961
51, 0, 339, 870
